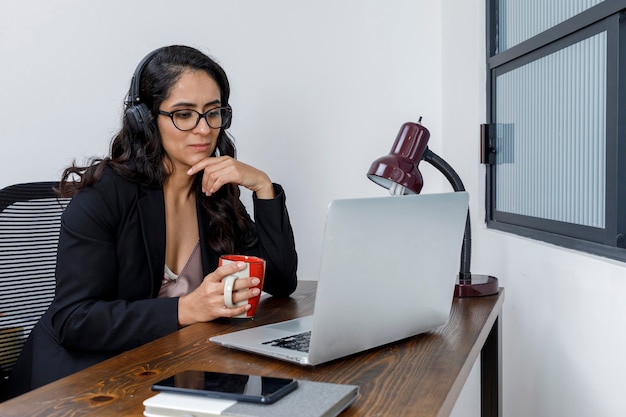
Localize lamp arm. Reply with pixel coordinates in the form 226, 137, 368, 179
423, 148, 465, 192
422, 148, 472, 279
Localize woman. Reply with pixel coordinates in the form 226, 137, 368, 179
8, 45, 298, 397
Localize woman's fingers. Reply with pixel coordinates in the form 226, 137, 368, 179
188, 156, 272, 197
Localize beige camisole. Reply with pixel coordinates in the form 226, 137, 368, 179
158, 241, 203, 298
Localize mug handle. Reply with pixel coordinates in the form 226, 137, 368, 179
223, 275, 239, 308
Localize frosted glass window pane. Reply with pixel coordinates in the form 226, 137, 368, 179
499, 0, 604, 51
495, 31, 606, 228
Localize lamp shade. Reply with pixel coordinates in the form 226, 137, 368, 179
367, 122, 430, 195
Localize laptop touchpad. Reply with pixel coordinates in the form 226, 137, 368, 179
268, 316, 312, 332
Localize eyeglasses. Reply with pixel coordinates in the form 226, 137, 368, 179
158, 106, 232, 131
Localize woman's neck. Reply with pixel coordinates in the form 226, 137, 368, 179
163, 169, 196, 204
163, 171, 199, 275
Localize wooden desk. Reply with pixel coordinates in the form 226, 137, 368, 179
0, 281, 504, 417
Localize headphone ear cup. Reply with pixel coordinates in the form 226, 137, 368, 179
126, 103, 153, 134
223, 107, 232, 130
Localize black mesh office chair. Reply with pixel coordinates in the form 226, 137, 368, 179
0, 182, 70, 377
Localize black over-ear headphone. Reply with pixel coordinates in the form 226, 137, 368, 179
125, 47, 166, 134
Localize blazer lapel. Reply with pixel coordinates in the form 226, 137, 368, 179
137, 187, 166, 297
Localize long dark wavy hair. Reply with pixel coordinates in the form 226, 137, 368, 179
58, 45, 257, 253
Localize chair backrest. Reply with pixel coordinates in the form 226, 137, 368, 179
0, 182, 70, 371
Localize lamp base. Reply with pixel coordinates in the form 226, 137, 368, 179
454, 274, 499, 298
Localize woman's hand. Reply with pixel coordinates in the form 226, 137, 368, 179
177, 261, 261, 326
187, 156, 275, 199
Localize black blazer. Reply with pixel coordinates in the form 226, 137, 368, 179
8, 167, 298, 396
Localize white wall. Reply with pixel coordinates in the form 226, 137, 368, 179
442, 0, 626, 416
3, 1, 625, 416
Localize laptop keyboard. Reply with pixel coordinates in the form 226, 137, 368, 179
262, 331, 311, 353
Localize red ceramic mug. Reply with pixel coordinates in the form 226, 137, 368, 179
219, 255, 266, 318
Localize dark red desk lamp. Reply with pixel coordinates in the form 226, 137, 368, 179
366, 118, 498, 297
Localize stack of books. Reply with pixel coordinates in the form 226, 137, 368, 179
143, 379, 359, 417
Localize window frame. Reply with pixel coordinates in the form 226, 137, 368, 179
485, 0, 626, 262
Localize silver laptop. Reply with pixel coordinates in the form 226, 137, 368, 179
210, 192, 469, 366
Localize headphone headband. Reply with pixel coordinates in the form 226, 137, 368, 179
126, 47, 167, 106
